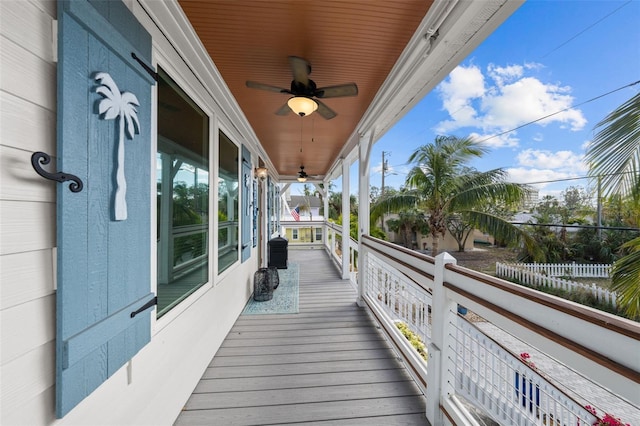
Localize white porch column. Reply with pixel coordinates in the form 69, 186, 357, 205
319, 181, 329, 246
426, 252, 457, 424
357, 131, 373, 306
341, 159, 350, 279
260, 178, 268, 267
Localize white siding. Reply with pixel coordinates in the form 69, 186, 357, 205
1, 1, 58, 424
0, 0, 259, 424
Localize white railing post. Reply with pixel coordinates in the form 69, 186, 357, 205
357, 246, 366, 306
341, 159, 350, 279
426, 252, 457, 424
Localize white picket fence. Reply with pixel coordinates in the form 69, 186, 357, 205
508, 262, 611, 278
496, 263, 617, 308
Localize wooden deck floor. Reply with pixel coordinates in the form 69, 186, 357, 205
175, 249, 428, 425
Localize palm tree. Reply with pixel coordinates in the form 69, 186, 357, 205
372, 135, 540, 257
386, 208, 429, 249
95, 72, 140, 221
586, 92, 640, 319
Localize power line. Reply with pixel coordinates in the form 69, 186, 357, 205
540, 1, 633, 59
476, 79, 640, 145
516, 171, 637, 186
510, 222, 639, 232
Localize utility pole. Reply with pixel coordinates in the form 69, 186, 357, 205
381, 151, 390, 230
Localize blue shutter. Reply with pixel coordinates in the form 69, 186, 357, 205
56, 0, 155, 417
241, 145, 251, 262
252, 179, 258, 247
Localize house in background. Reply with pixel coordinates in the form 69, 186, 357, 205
288, 195, 323, 219
3, 1, 636, 425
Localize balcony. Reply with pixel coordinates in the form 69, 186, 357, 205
177, 222, 639, 425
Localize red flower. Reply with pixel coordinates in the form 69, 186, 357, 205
586, 406, 630, 426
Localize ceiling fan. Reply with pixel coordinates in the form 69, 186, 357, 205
297, 165, 309, 182
246, 56, 358, 120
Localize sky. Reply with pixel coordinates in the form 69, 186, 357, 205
308, 0, 640, 203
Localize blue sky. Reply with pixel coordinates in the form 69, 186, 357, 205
316, 0, 639, 202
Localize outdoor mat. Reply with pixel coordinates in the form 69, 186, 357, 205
242, 263, 299, 315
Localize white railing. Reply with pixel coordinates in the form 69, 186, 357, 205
452, 319, 596, 425
365, 254, 432, 345
358, 236, 639, 426
505, 262, 611, 278
172, 223, 208, 276
496, 263, 617, 308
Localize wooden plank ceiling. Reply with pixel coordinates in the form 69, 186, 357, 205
178, 0, 433, 180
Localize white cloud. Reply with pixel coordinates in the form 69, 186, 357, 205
370, 162, 384, 175
435, 64, 587, 143
507, 167, 572, 186
487, 63, 524, 86
437, 65, 485, 131
516, 149, 588, 172
470, 131, 519, 148
506, 167, 584, 200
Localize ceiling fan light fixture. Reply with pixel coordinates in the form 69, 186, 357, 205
287, 96, 318, 117
297, 175, 307, 183
254, 166, 268, 180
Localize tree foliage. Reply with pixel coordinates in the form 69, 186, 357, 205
372, 136, 539, 258
585, 92, 640, 319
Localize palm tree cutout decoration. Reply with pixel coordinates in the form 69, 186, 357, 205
94, 72, 140, 221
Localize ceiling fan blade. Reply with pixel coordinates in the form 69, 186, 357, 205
315, 83, 358, 98
246, 81, 290, 94
288, 56, 311, 86
315, 99, 337, 120
275, 102, 291, 116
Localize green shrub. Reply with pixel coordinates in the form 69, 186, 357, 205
512, 279, 624, 318
395, 322, 428, 361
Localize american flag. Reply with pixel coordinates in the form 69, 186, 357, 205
291, 205, 300, 221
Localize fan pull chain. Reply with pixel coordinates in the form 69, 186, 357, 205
300, 118, 303, 152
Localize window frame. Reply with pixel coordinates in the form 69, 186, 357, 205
151, 58, 216, 330
154, 66, 212, 319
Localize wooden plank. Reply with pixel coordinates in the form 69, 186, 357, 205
297, 413, 428, 425
203, 358, 404, 379
221, 332, 384, 348
0, 145, 57, 203
223, 325, 378, 340
217, 339, 389, 356
193, 369, 414, 393
0, 0, 56, 62
211, 348, 396, 367
1, 295, 55, 363
236, 311, 369, 324
230, 320, 374, 333
175, 395, 426, 426
0, 37, 56, 111
0, 249, 55, 310
185, 381, 423, 410
0, 200, 55, 256
0, 92, 56, 155
0, 341, 55, 414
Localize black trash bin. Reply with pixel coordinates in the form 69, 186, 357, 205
268, 236, 288, 269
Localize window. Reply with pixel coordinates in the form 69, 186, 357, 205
218, 131, 239, 273
156, 68, 209, 317
292, 229, 299, 240
315, 227, 323, 241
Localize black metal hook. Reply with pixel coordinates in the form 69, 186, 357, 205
31, 152, 83, 193
131, 52, 158, 82
130, 296, 157, 318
